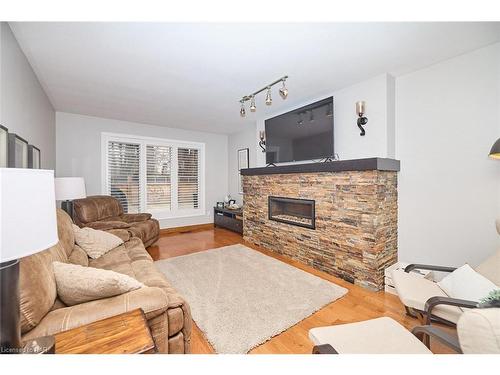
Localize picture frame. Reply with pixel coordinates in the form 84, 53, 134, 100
8, 133, 29, 168
0, 125, 8, 168
28, 145, 41, 169
216, 201, 225, 209
237, 148, 249, 171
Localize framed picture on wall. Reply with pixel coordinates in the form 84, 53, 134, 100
237, 148, 249, 171
0, 125, 8, 168
28, 145, 41, 169
8, 133, 29, 168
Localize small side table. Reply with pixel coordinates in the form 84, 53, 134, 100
54, 308, 155, 354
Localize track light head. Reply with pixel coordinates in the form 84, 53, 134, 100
240, 101, 246, 117
250, 96, 256, 112
279, 79, 288, 99
265, 87, 272, 106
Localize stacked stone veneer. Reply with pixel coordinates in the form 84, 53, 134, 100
242, 170, 398, 290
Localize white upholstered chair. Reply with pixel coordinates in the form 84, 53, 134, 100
309, 308, 500, 354
391, 249, 500, 325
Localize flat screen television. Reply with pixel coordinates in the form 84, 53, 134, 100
265, 96, 334, 164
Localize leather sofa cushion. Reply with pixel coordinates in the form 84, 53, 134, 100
73, 195, 123, 225
20, 242, 67, 333
68, 244, 89, 267
57, 210, 76, 257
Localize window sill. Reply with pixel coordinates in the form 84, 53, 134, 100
150, 209, 207, 221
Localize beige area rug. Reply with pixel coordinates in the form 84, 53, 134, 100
154, 244, 347, 353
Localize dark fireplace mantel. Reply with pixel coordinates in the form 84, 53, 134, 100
241, 157, 400, 176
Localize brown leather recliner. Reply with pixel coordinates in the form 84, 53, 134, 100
73, 195, 160, 247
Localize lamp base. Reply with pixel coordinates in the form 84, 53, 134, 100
61, 200, 74, 220
0, 259, 22, 354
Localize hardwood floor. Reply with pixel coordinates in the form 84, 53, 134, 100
148, 227, 455, 354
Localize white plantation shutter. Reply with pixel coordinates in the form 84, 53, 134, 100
178, 148, 199, 209
107, 141, 141, 213
146, 145, 172, 210
103, 134, 204, 218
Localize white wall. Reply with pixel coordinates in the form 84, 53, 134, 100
0, 22, 55, 168
232, 45, 500, 267
254, 73, 395, 166
56, 112, 228, 229
227, 125, 257, 205
396, 42, 500, 267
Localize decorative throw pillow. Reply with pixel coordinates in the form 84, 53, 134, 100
72, 224, 124, 259
52, 261, 144, 306
437, 264, 498, 302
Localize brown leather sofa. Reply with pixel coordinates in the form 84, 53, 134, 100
73, 195, 160, 247
20, 209, 192, 353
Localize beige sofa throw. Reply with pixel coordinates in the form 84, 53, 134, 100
72, 224, 124, 259
52, 262, 144, 306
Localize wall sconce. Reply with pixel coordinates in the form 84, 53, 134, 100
356, 101, 368, 136
259, 131, 266, 153
489, 138, 500, 159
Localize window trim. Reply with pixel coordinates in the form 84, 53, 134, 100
101, 132, 206, 220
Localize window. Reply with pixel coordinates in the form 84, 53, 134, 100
102, 133, 204, 218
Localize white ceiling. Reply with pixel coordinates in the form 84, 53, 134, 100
10, 22, 500, 134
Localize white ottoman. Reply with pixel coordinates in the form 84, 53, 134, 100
309, 317, 432, 354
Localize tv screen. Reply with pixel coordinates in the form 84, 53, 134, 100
265, 97, 334, 164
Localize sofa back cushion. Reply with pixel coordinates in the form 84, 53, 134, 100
73, 195, 124, 225
19, 209, 74, 333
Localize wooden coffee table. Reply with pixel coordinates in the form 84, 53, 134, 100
54, 308, 156, 354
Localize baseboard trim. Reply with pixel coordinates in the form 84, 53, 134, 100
160, 223, 214, 235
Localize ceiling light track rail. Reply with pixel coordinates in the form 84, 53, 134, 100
240, 75, 289, 117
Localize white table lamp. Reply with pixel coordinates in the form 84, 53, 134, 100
0, 168, 58, 352
54, 177, 86, 219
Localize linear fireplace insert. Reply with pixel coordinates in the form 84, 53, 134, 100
268, 196, 315, 229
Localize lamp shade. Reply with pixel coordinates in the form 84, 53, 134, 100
54, 177, 86, 201
489, 138, 500, 159
0, 168, 58, 262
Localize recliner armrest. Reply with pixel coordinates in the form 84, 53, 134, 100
22, 287, 169, 341
424, 296, 478, 324
120, 213, 153, 223
412, 325, 462, 353
404, 264, 457, 274
312, 344, 338, 354
85, 220, 131, 230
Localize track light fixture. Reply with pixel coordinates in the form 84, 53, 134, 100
250, 96, 256, 112
240, 100, 246, 117
279, 79, 288, 99
239, 75, 288, 116
265, 87, 272, 106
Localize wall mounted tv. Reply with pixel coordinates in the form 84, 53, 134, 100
265, 96, 334, 164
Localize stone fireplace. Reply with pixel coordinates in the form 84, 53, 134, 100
241, 158, 400, 291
